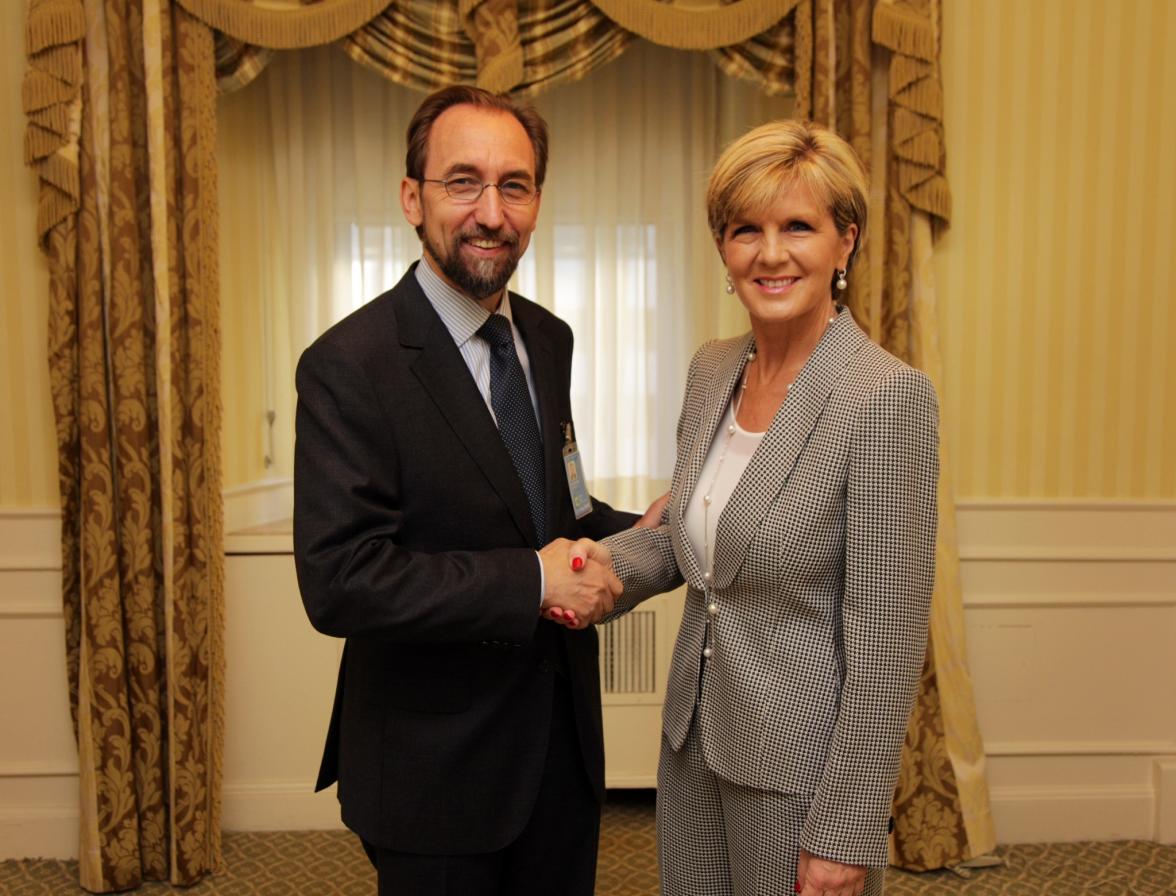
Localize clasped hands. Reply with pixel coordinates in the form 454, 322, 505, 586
539, 491, 668, 629
538, 538, 615, 629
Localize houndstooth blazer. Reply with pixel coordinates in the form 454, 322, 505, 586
604, 308, 939, 868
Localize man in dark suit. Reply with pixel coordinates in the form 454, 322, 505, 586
293, 86, 644, 896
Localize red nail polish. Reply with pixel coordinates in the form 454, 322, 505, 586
571, 556, 585, 571
794, 883, 802, 894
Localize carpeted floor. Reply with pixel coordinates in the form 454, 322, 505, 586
3, 790, 1175, 894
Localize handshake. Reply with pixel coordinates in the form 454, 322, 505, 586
538, 538, 615, 630
538, 492, 668, 630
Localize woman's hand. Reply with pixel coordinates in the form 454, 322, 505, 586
543, 538, 613, 629
796, 848, 866, 896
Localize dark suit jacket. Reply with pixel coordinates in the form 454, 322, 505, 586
293, 265, 635, 855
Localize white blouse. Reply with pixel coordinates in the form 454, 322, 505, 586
683, 399, 766, 569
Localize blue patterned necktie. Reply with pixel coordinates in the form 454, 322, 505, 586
478, 313, 545, 546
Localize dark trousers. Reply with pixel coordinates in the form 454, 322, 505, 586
361, 673, 600, 896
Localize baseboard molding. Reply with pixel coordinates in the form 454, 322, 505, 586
221, 780, 345, 832
989, 784, 1157, 843
0, 806, 78, 861
1157, 760, 1176, 844
2, 779, 1166, 860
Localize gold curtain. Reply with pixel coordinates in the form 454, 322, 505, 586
24, 0, 225, 890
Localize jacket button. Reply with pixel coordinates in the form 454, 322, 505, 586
702, 646, 713, 658
707, 602, 719, 616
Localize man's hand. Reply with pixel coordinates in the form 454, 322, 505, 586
796, 848, 866, 896
540, 538, 621, 629
634, 491, 670, 528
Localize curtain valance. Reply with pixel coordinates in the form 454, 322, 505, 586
182, 0, 801, 95
176, 0, 390, 47
592, 0, 801, 49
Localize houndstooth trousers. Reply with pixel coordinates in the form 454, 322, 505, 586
657, 723, 886, 896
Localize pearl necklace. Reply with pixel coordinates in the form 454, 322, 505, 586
697, 310, 838, 661
697, 348, 756, 659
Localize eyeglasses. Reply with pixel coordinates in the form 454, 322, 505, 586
418, 176, 539, 206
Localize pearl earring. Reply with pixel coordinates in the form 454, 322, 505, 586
835, 268, 848, 291
725, 274, 735, 295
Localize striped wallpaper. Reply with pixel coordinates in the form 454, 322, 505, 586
2, 0, 1174, 506
934, 0, 1176, 499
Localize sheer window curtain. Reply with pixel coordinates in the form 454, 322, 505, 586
217, 42, 792, 508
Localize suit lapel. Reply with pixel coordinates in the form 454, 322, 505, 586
710, 310, 868, 590
395, 272, 538, 546
671, 334, 755, 589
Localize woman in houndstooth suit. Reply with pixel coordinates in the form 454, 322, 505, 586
553, 120, 939, 896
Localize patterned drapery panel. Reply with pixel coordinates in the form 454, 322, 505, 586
23, 0, 225, 890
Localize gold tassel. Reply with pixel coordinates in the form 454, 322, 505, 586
25, 0, 86, 55
25, 123, 66, 163
29, 104, 71, 136
38, 152, 80, 199
872, 2, 936, 62
28, 44, 82, 86
22, 68, 76, 113
888, 53, 929, 95
893, 74, 943, 121
896, 133, 941, 171
37, 184, 77, 241
907, 176, 951, 222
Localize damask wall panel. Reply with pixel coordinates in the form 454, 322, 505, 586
935, 0, 1176, 500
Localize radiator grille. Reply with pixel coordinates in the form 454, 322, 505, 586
599, 610, 656, 694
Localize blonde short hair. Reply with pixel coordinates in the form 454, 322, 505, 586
706, 120, 868, 268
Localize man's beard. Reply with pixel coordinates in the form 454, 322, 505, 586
423, 223, 522, 301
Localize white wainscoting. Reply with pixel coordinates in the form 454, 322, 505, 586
1, 500, 1173, 859
957, 500, 1176, 844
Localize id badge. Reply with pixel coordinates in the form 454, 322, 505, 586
561, 422, 593, 520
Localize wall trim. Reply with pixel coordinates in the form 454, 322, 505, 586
965, 593, 1176, 609
0, 599, 62, 619
956, 499, 1176, 511
989, 784, 1157, 842
1156, 760, 1176, 844
984, 741, 1176, 758
0, 762, 78, 778
0, 509, 60, 571
220, 780, 344, 831
0, 806, 78, 861
955, 500, 1176, 562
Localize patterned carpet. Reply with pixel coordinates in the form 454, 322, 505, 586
3, 790, 1175, 894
